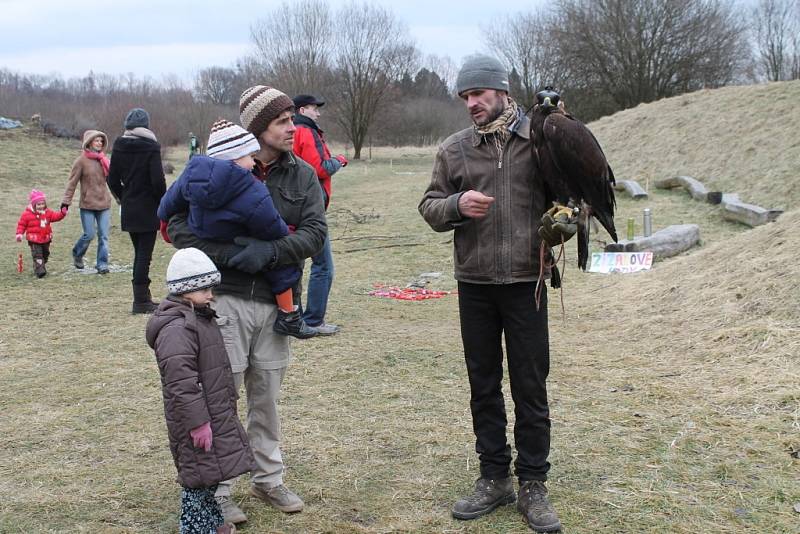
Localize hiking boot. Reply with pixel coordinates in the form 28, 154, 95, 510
216, 524, 236, 534
273, 309, 317, 339
250, 483, 304, 513
310, 323, 339, 336
97, 267, 110, 275
517, 480, 561, 532
215, 495, 247, 524
73, 255, 84, 269
452, 477, 515, 520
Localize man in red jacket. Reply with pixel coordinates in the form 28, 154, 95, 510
292, 94, 347, 335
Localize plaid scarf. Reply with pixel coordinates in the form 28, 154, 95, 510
474, 98, 521, 168
474, 98, 520, 139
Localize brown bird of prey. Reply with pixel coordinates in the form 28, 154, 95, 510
530, 87, 618, 270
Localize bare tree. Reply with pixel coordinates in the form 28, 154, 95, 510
751, 0, 800, 81
331, 2, 418, 158
250, 0, 334, 96
424, 54, 459, 94
194, 66, 238, 105
552, 0, 750, 110
484, 10, 569, 108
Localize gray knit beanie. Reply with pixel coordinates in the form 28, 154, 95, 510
456, 55, 509, 96
124, 108, 150, 129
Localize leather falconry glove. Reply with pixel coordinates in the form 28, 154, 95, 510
538, 205, 578, 247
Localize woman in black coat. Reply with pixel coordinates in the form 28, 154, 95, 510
107, 108, 167, 313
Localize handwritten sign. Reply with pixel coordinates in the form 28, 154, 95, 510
589, 252, 653, 274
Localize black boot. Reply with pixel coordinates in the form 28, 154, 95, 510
452, 477, 515, 520
517, 480, 561, 532
132, 282, 159, 314
273, 309, 317, 339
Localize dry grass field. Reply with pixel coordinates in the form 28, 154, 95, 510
1, 81, 798, 533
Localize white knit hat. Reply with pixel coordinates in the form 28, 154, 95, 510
166, 248, 221, 295
206, 119, 260, 161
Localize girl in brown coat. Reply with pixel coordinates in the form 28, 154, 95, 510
146, 248, 253, 534
62, 129, 113, 273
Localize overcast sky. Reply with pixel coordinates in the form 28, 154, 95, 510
0, 0, 542, 83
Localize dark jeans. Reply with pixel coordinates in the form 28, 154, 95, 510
129, 231, 157, 285
458, 281, 551, 482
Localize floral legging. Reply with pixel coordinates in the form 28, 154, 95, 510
180, 484, 223, 534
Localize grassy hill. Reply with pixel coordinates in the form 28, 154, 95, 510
0, 82, 798, 533
591, 80, 800, 210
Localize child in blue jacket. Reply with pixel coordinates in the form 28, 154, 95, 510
158, 119, 315, 339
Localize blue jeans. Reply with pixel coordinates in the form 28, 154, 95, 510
302, 234, 334, 327
72, 208, 110, 270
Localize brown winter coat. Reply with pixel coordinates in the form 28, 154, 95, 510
145, 296, 254, 488
418, 114, 555, 284
62, 130, 114, 210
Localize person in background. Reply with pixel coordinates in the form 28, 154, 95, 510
61, 129, 113, 274
418, 55, 576, 533
189, 132, 200, 159
16, 189, 68, 278
146, 247, 254, 534
292, 94, 348, 336
107, 107, 167, 314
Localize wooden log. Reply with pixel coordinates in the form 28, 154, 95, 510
605, 224, 700, 259
613, 180, 648, 199
721, 197, 783, 227
654, 175, 710, 202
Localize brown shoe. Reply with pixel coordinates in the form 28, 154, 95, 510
250, 483, 304, 513
517, 480, 561, 532
452, 477, 515, 520
216, 524, 236, 534
215, 495, 247, 524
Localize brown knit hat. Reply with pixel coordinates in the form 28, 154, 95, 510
239, 85, 294, 137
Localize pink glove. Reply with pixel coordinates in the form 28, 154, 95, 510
60, 207, 68, 216
189, 422, 212, 452
15, 234, 23, 242
335, 155, 348, 167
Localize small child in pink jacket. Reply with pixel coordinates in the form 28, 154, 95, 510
15, 189, 67, 278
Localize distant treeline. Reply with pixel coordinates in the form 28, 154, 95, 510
1, 0, 797, 156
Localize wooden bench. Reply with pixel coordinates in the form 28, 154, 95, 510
655, 175, 783, 227
605, 224, 700, 259
654, 175, 720, 203
721, 195, 783, 227
613, 180, 648, 199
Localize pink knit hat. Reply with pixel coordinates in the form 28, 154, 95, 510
29, 189, 46, 205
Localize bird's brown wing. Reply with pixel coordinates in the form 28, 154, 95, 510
542, 113, 617, 242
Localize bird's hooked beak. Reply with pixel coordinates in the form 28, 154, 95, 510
542, 96, 555, 110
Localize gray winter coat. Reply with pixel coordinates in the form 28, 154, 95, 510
145, 296, 254, 488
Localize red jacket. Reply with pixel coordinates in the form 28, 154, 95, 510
16, 205, 66, 244
292, 114, 343, 209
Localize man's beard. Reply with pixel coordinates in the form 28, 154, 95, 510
475, 99, 506, 127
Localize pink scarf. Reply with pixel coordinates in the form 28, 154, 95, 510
84, 150, 110, 176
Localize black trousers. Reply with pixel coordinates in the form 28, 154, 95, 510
458, 281, 551, 482
128, 231, 157, 285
